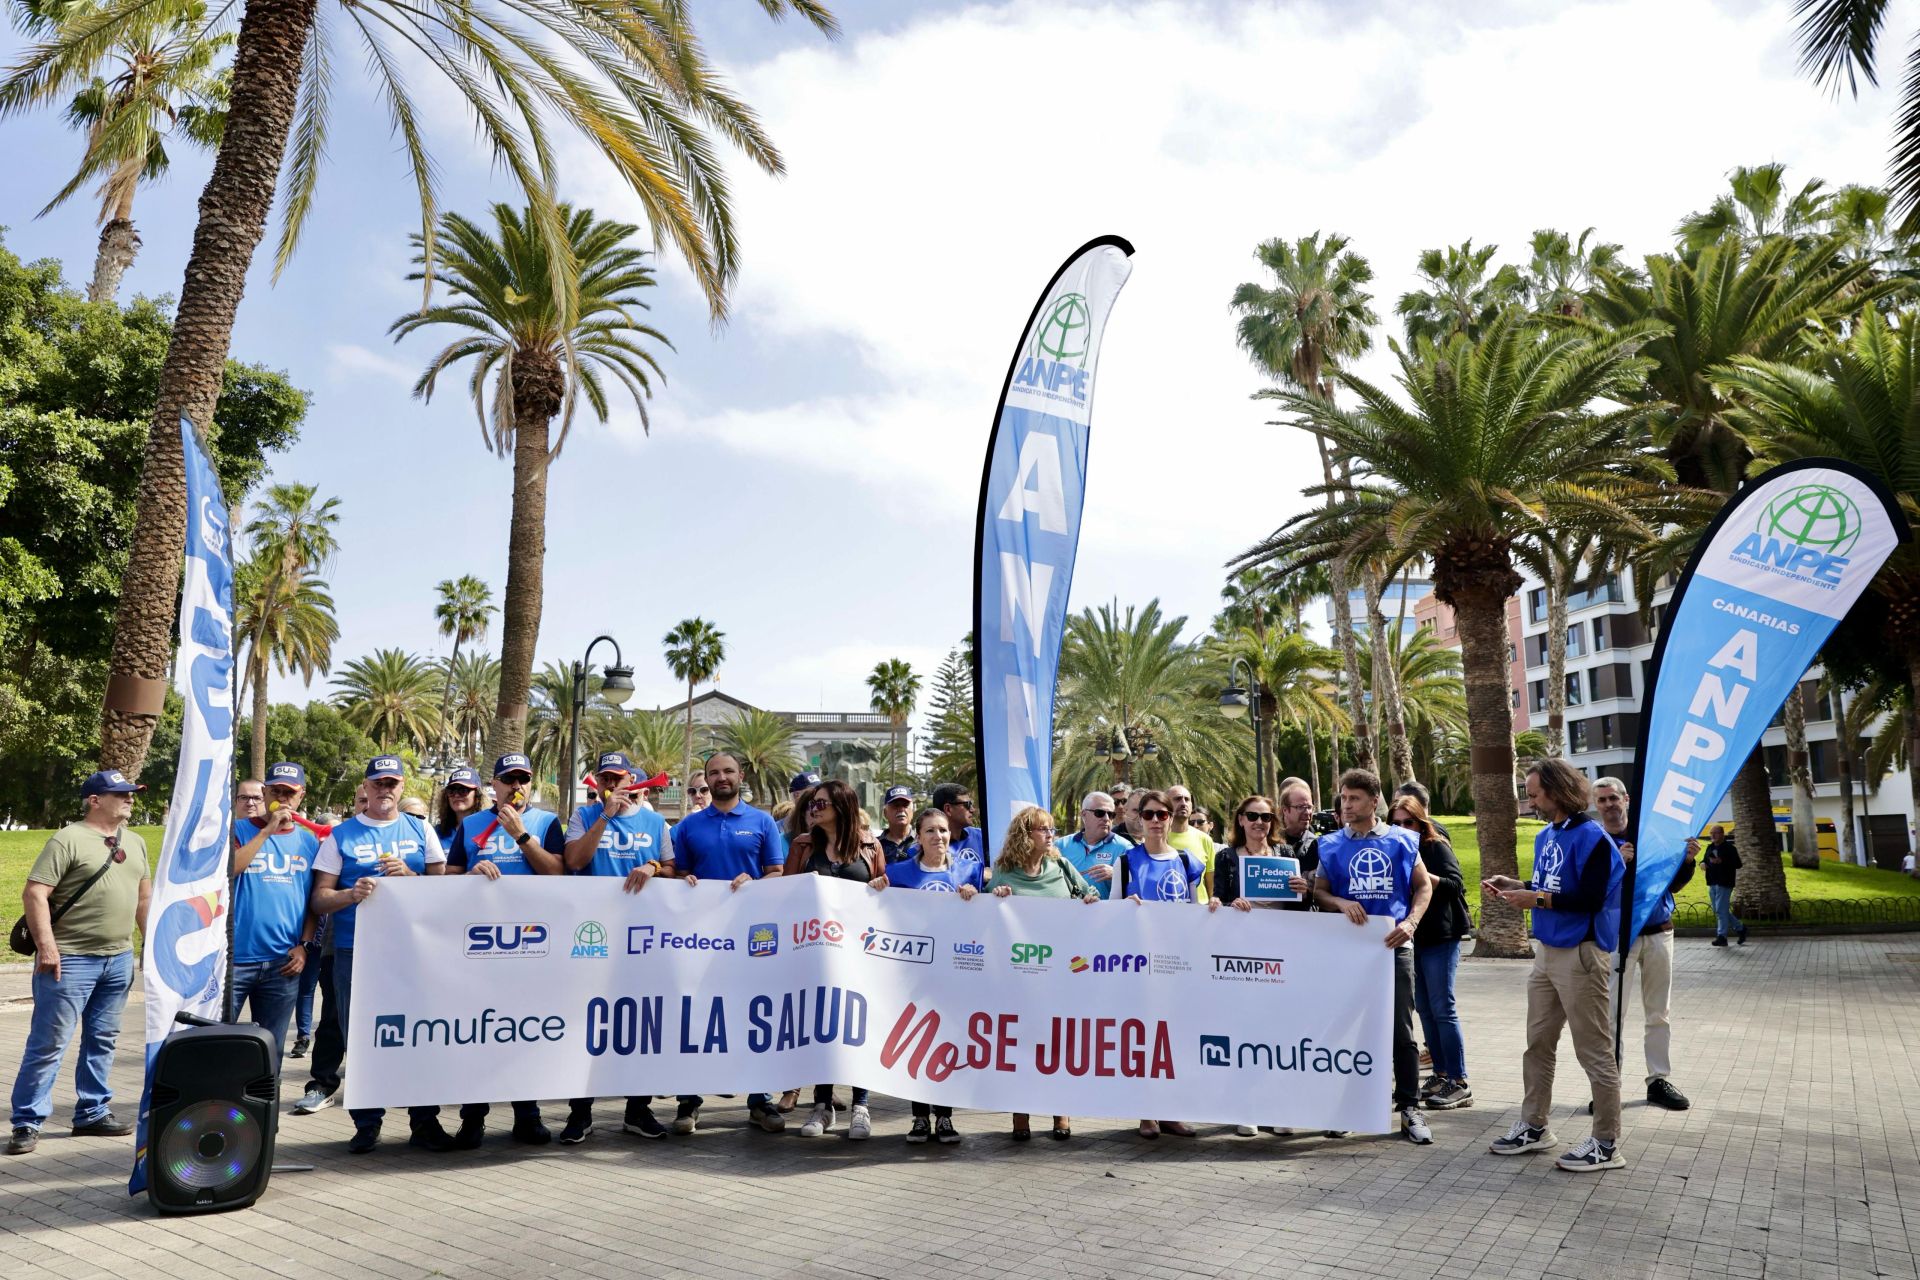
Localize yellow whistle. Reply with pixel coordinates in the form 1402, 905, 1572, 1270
513, 789, 527, 808
266, 800, 281, 814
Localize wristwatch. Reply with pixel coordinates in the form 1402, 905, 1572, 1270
1534, 891, 1547, 909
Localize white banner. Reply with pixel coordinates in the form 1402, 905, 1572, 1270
345, 876, 1395, 1130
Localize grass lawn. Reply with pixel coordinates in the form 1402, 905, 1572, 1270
1, 826, 164, 948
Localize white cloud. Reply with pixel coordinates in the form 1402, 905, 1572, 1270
325, 342, 418, 386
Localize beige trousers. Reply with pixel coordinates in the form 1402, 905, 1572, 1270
1522, 939, 1621, 1143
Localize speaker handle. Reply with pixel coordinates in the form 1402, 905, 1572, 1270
174, 1011, 219, 1028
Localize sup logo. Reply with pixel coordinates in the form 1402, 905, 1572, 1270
465, 922, 549, 958
1731, 482, 1863, 585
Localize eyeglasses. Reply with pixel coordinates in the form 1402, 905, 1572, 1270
689, 787, 710, 796
1032, 827, 1056, 837
951, 799, 975, 810
1394, 817, 1420, 829
1140, 809, 1171, 821
266, 787, 299, 801
807, 798, 831, 812
1242, 812, 1274, 824
1083, 808, 1114, 820
236, 793, 263, 804
1281, 801, 1312, 812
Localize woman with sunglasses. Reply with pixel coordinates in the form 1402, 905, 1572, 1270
434, 767, 485, 849
879, 808, 982, 1144
1117, 790, 1205, 1139
783, 779, 886, 1140
991, 805, 1099, 1141
1389, 793, 1473, 1111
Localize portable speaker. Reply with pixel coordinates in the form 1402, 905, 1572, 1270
145, 1023, 279, 1215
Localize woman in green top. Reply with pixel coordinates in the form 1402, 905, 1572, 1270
990, 806, 1098, 1141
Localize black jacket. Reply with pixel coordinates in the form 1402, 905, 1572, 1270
1413, 836, 1472, 944
1702, 839, 1741, 887
1215, 833, 1320, 910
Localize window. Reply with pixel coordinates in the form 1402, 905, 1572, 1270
1570, 720, 1590, 753
1565, 673, 1583, 707
1587, 663, 1633, 702
1529, 680, 1548, 714
1565, 625, 1585, 659
1528, 587, 1548, 625
1566, 575, 1624, 611
1592, 616, 1609, 652
1525, 634, 1549, 669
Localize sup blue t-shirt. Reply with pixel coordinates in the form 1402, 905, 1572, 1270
450, 806, 565, 874
885, 856, 984, 894
1057, 831, 1130, 900
1121, 846, 1204, 904
230, 817, 317, 964
1317, 822, 1422, 930
672, 802, 783, 881
565, 802, 672, 877
314, 813, 444, 949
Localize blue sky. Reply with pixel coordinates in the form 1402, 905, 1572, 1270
0, 0, 1903, 739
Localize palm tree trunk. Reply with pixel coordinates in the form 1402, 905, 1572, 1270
1303, 717, 1320, 805
485, 393, 554, 762
1363, 565, 1414, 787
1329, 560, 1373, 772
682, 678, 695, 803
1834, 683, 1858, 866
1545, 556, 1568, 756
1783, 683, 1820, 869
439, 634, 464, 763
1908, 652, 1920, 878
251, 645, 270, 781
88, 217, 142, 305
98, 0, 320, 776
1458, 589, 1526, 957
1730, 748, 1790, 917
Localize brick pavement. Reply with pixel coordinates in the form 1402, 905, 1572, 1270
3, 935, 1919, 1279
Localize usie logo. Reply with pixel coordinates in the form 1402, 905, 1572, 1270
465, 922, 550, 958
860, 926, 933, 964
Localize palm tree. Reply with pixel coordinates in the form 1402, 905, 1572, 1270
865, 658, 919, 785
233, 554, 337, 777
718, 709, 799, 808
1395, 240, 1524, 344
1209, 626, 1346, 802
392, 204, 671, 762
663, 618, 726, 793
1234, 315, 1676, 956
432, 574, 493, 761
1230, 231, 1379, 768
8, 0, 836, 777
5, 0, 229, 303
601, 708, 686, 781
1519, 228, 1632, 319
332, 648, 439, 752
1676, 163, 1834, 252
1358, 563, 1415, 788
441, 651, 498, 762
244, 482, 340, 579
525, 660, 588, 787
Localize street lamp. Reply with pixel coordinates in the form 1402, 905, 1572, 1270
565, 634, 634, 820
1220, 656, 1266, 796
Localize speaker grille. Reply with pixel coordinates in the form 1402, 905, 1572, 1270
155, 1101, 262, 1191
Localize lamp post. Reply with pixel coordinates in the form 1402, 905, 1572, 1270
564, 634, 635, 820
1220, 656, 1266, 797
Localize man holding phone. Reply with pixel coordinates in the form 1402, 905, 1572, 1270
227, 761, 318, 1061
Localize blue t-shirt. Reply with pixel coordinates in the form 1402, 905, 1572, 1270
450, 806, 565, 874
672, 802, 784, 881
1317, 822, 1422, 929
565, 803, 671, 877
1057, 831, 1131, 900
314, 813, 443, 950
1529, 815, 1625, 952
886, 855, 984, 894
231, 817, 317, 964
1121, 846, 1204, 903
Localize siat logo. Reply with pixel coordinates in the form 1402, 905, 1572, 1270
1731, 483, 1862, 585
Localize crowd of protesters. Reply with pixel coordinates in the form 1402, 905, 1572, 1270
9, 752, 1710, 1175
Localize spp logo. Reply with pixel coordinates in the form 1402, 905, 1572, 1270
465, 922, 550, 958
375, 1015, 407, 1048
1010, 942, 1053, 969
1199, 1034, 1232, 1067
791, 918, 845, 948
571, 921, 608, 959
1069, 953, 1145, 974
860, 927, 933, 964
747, 923, 778, 957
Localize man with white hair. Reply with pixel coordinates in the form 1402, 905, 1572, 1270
1593, 776, 1694, 1112
1056, 791, 1132, 900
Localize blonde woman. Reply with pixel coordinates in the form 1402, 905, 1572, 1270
990, 806, 1098, 1141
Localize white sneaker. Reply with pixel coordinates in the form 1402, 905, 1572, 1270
847, 1105, 871, 1141
1489, 1120, 1556, 1155
292, 1085, 337, 1115
1556, 1136, 1625, 1171
799, 1102, 834, 1137
1234, 1124, 1258, 1137
1401, 1108, 1432, 1144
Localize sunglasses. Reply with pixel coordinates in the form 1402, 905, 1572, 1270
1141, 809, 1171, 820
369, 777, 404, 790
106, 833, 127, 863
689, 787, 710, 796
1083, 808, 1114, 819
807, 798, 831, 811
1242, 812, 1274, 823
1395, 817, 1420, 828
500, 775, 532, 786
445, 784, 477, 795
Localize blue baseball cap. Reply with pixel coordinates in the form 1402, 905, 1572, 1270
595, 751, 634, 775
267, 762, 307, 788
790, 771, 822, 793
493, 753, 533, 778
446, 766, 481, 788
81, 769, 144, 797
365, 756, 405, 779
884, 785, 914, 805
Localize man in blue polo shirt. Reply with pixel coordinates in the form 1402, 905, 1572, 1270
1056, 790, 1129, 899
672, 751, 785, 1135
1313, 767, 1435, 1145
228, 762, 319, 1060
931, 782, 986, 871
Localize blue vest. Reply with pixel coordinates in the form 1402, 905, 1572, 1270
457, 806, 561, 874
1531, 815, 1625, 951
230, 818, 317, 964
1121, 846, 1203, 903
1318, 823, 1421, 925
885, 856, 984, 893
567, 803, 669, 877
327, 813, 434, 950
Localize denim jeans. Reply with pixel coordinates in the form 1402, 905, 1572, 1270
9, 950, 135, 1131
333, 949, 440, 1131
1413, 939, 1467, 1083
294, 942, 322, 1036
813, 1084, 868, 1107
1709, 884, 1743, 937
226, 960, 299, 1063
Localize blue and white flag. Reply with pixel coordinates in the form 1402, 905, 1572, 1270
129, 414, 237, 1194
1626, 459, 1908, 944
973, 237, 1133, 857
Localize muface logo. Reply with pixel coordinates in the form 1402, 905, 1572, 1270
375, 1015, 407, 1047
860, 927, 933, 964
1010, 942, 1053, 970
1069, 953, 1145, 974
626, 925, 735, 955
747, 922, 778, 957
465, 922, 550, 958
571, 921, 608, 959
1199, 1034, 1375, 1076
1211, 953, 1285, 983
1730, 482, 1863, 586
375, 1009, 567, 1048
791, 918, 845, 948
1199, 1034, 1231, 1067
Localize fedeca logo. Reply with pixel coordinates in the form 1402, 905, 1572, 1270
626, 925, 735, 955
1069, 953, 1145, 974
571, 921, 608, 959
747, 922, 778, 958
860, 926, 933, 964
465, 922, 550, 958
791, 918, 845, 949
375, 1014, 406, 1047
1730, 482, 1863, 587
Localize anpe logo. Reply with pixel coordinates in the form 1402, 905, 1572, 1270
1010, 942, 1053, 968
1349, 848, 1394, 897
1070, 953, 1146, 974
1211, 953, 1285, 983
791, 918, 845, 948
375, 1015, 406, 1047
1730, 483, 1863, 586
1033, 293, 1090, 367
747, 922, 778, 957
465, 922, 550, 958
626, 926, 735, 955
1199, 1034, 1231, 1067
1535, 841, 1566, 892
860, 927, 933, 964
572, 921, 608, 959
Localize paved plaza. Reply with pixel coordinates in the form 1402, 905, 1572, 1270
2, 934, 1918, 1280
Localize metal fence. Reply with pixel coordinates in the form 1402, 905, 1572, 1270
1464, 896, 1920, 934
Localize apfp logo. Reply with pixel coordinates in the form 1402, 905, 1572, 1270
1730, 483, 1863, 586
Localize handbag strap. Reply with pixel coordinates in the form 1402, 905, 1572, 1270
48, 834, 123, 924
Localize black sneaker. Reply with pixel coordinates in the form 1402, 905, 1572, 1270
347, 1124, 382, 1154
934, 1116, 960, 1145
750, 1105, 787, 1134
1489, 1121, 1555, 1155
559, 1110, 594, 1145
452, 1119, 485, 1150
409, 1120, 457, 1152
1647, 1079, 1691, 1111
71, 1113, 134, 1138
906, 1116, 931, 1144
1426, 1080, 1473, 1110
623, 1104, 666, 1139
6, 1127, 37, 1155
289, 1034, 311, 1058
1737, 925, 1749, 945
1712, 936, 1729, 947
511, 1117, 552, 1146
672, 1101, 700, 1135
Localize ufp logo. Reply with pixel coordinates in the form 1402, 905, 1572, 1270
1200, 1034, 1232, 1067
860, 927, 933, 964
465, 922, 550, 958
1010, 942, 1053, 967
1731, 482, 1863, 585
747, 923, 778, 957
571, 921, 608, 959
375, 1015, 407, 1048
